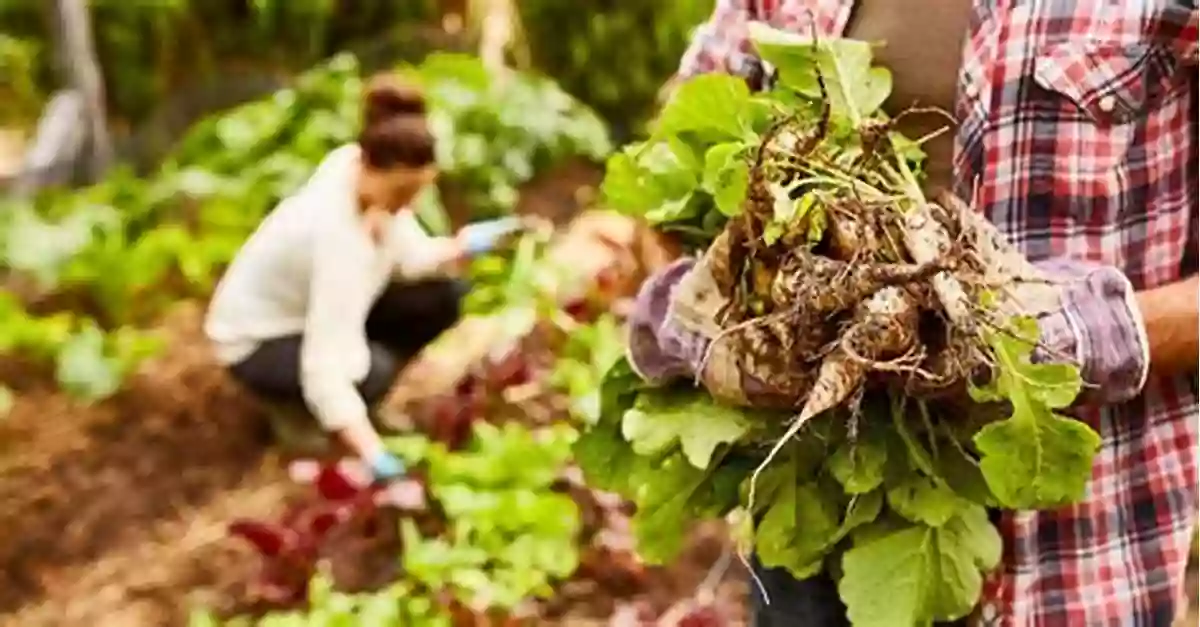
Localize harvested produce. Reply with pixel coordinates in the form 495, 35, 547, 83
576, 24, 1101, 627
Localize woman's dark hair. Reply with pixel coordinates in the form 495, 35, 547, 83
358, 73, 436, 169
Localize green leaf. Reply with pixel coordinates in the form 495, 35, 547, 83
886, 475, 966, 528
973, 410, 1100, 509
839, 505, 1001, 627
601, 141, 699, 223
748, 25, 893, 125
630, 452, 713, 563
654, 73, 754, 141
828, 431, 888, 495
620, 387, 750, 469
835, 489, 884, 542
952, 503, 1003, 572
55, 325, 121, 401
574, 420, 642, 495
971, 321, 1099, 509
702, 142, 750, 217
752, 454, 843, 579
756, 480, 840, 579
936, 444, 997, 508
573, 358, 645, 494
1025, 362, 1085, 409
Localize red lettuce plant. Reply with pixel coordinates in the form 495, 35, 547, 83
227, 460, 423, 605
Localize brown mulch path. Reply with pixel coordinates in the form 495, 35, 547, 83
0, 304, 274, 617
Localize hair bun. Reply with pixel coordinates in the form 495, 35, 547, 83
362, 73, 426, 127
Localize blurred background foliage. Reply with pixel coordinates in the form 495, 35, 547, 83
0, 0, 712, 136
0, 0, 714, 399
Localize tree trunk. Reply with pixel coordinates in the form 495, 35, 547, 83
51, 0, 112, 181
10, 90, 86, 199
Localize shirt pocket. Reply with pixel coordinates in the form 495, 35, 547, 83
1031, 39, 1189, 224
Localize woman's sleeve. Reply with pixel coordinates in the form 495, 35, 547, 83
299, 219, 374, 432
677, 0, 760, 80
387, 210, 461, 279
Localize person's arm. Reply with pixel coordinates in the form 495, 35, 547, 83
1136, 275, 1199, 374
386, 209, 465, 279
659, 0, 772, 108
300, 219, 389, 461
676, 0, 759, 82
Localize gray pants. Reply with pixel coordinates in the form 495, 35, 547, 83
228, 278, 465, 411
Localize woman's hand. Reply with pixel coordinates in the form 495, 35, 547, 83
337, 421, 405, 481
456, 217, 526, 256
366, 450, 426, 509
366, 450, 406, 481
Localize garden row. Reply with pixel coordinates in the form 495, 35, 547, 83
184, 215, 741, 625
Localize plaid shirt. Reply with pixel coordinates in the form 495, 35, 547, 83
676, 1, 1199, 625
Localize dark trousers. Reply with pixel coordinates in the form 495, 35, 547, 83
228, 278, 465, 411
749, 556, 850, 627
750, 507, 998, 627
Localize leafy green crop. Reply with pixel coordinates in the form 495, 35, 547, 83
548, 313, 625, 425
409, 54, 611, 220
574, 25, 1100, 627
189, 572, 451, 627
0, 52, 610, 401
391, 421, 580, 611
196, 420, 581, 627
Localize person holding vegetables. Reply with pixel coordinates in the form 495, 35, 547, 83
634, 1, 1197, 625
205, 73, 525, 487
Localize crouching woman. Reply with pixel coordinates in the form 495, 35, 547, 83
204, 73, 522, 483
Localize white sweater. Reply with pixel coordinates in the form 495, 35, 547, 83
204, 144, 458, 432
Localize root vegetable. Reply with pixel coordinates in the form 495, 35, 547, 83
769, 249, 947, 317
889, 325, 984, 397
748, 285, 921, 510
898, 202, 975, 330
801, 285, 921, 422
827, 210, 874, 261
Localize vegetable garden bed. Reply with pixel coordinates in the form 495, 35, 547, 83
0, 208, 750, 627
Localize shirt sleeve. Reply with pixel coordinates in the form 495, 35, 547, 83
300, 214, 374, 433
677, 0, 760, 80
387, 210, 462, 279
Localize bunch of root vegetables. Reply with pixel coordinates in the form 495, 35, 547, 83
575, 25, 1100, 627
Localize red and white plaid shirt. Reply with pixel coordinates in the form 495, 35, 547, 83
677, 0, 1199, 624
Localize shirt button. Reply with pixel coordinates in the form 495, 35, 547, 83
1097, 94, 1116, 113
980, 602, 999, 625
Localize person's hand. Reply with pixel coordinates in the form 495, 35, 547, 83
366, 450, 407, 483
457, 217, 525, 256
935, 192, 1149, 406
1020, 259, 1149, 405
